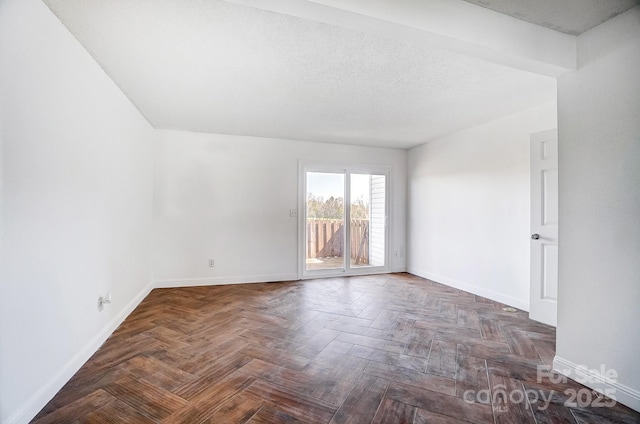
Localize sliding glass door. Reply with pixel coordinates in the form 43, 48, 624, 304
301, 165, 388, 277
350, 173, 386, 268
305, 171, 345, 271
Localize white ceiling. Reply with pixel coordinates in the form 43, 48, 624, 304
41, 0, 588, 149
463, 0, 640, 35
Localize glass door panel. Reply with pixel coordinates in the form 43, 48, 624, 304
350, 174, 386, 268
305, 172, 345, 271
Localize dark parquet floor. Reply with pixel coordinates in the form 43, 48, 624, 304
32, 273, 640, 423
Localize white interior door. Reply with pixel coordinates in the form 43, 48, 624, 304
530, 129, 559, 326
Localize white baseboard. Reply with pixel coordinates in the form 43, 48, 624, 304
553, 355, 640, 413
6, 280, 155, 424
156, 270, 410, 287
407, 268, 529, 311
154, 273, 299, 288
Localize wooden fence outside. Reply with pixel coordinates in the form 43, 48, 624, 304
306, 219, 369, 264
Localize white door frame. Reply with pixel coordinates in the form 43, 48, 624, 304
298, 161, 391, 279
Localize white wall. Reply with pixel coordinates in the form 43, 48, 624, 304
555, 6, 640, 412
407, 101, 557, 310
0, 0, 155, 422
153, 130, 407, 286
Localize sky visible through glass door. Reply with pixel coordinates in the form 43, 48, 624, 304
306, 172, 369, 200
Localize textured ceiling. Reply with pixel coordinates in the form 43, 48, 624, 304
463, 0, 640, 35
44, 0, 560, 149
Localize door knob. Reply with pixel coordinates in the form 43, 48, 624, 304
531, 234, 540, 240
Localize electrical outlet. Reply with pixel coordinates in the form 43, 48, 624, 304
98, 293, 112, 311
290, 209, 297, 217
208, 259, 215, 267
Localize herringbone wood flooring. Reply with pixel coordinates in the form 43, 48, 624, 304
33, 273, 639, 423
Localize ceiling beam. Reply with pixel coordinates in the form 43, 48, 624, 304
223, 0, 576, 77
